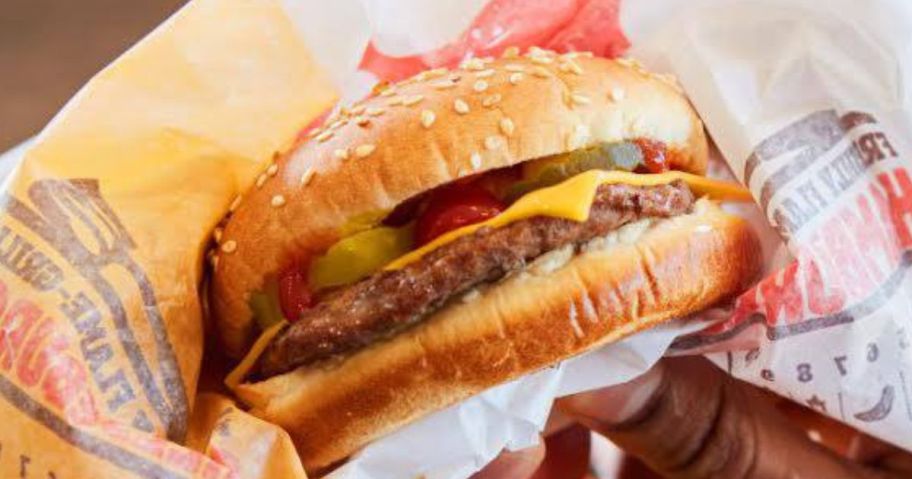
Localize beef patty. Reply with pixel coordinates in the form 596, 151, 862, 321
258, 181, 694, 376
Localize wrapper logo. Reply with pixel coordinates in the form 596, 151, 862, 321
0, 179, 217, 477
677, 110, 912, 349
744, 110, 899, 241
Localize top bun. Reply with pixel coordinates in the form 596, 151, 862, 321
210, 49, 708, 357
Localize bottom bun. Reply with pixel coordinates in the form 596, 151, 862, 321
235, 199, 760, 471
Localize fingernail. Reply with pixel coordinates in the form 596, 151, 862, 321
559, 362, 665, 426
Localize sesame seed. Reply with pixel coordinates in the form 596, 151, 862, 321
610, 87, 626, 101
454, 99, 470, 114
366, 107, 385, 117
432, 79, 457, 89
266, 163, 278, 176
213, 227, 223, 243
482, 94, 502, 107
475, 69, 495, 78
480, 56, 494, 63
484, 135, 502, 150
306, 128, 321, 139
617, 57, 644, 70
499, 117, 515, 136
571, 93, 591, 106
531, 56, 553, 65
328, 119, 346, 130
334, 148, 350, 160
221, 240, 237, 253
325, 109, 341, 123
402, 94, 424, 106
426, 67, 448, 77
386, 96, 404, 106
559, 60, 583, 75
504, 64, 525, 73
350, 104, 366, 115
461, 58, 485, 71
413, 71, 430, 82
316, 130, 334, 142
508, 72, 523, 85
473, 80, 488, 92
300, 168, 315, 185
355, 116, 370, 126
528, 46, 546, 56
470, 152, 482, 170
355, 144, 376, 158
420, 110, 436, 128
271, 195, 286, 207
229, 195, 242, 212
502, 46, 520, 58
255, 174, 267, 188
379, 88, 397, 97
531, 66, 550, 78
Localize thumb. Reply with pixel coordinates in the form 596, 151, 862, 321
557, 356, 882, 479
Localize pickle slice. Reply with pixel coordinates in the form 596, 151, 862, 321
507, 141, 644, 200
249, 287, 284, 330
310, 224, 414, 289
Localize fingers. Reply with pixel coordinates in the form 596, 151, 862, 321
558, 356, 884, 479
472, 442, 545, 479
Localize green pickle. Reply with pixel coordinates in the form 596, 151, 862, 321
339, 209, 391, 236
507, 141, 643, 200
310, 224, 414, 289
249, 287, 284, 330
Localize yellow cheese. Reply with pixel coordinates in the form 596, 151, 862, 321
385, 170, 751, 270
225, 319, 287, 390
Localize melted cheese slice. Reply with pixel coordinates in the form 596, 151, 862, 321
225, 320, 287, 390
385, 170, 752, 270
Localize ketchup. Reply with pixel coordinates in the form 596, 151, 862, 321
415, 183, 506, 246
633, 138, 670, 173
277, 263, 313, 321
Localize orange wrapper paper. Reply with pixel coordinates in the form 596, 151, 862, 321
0, 0, 334, 476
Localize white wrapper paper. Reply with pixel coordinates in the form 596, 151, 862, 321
647, 0, 912, 454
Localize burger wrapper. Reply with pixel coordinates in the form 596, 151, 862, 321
0, 0, 909, 477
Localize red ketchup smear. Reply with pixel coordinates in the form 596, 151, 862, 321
415, 183, 506, 246
634, 138, 670, 173
278, 263, 314, 322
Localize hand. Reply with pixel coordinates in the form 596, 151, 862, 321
474, 356, 912, 478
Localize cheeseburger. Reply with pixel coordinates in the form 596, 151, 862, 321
210, 48, 760, 470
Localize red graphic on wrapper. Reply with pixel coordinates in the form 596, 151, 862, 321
0, 179, 230, 478
360, 0, 627, 81
675, 110, 912, 351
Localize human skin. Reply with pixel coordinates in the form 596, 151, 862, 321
474, 357, 912, 479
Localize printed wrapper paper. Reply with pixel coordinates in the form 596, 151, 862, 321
0, 0, 335, 477
648, 0, 912, 454
1, 0, 911, 478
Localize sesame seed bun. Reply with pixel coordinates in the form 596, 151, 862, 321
211, 52, 709, 357
235, 200, 760, 471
